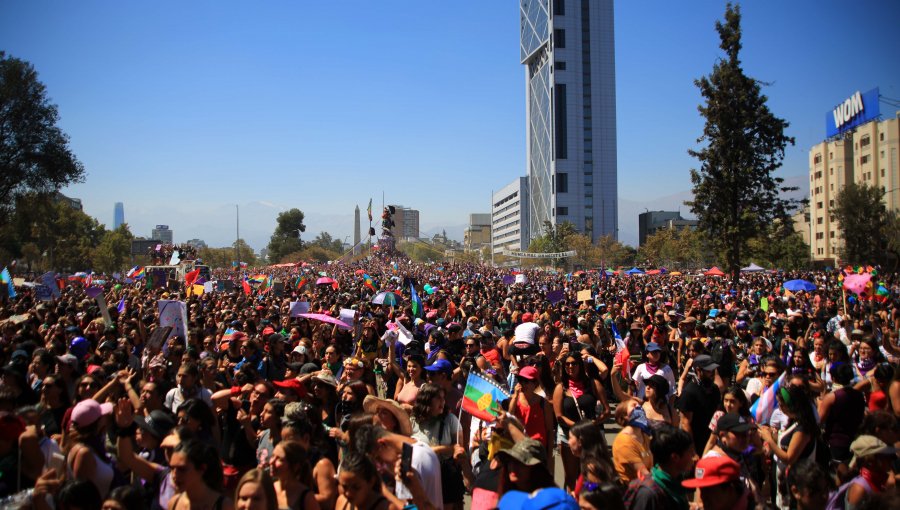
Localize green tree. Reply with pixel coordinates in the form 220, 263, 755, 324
745, 221, 809, 270
686, 4, 798, 288
267, 208, 306, 262
398, 240, 444, 263
92, 224, 134, 274
832, 183, 895, 266
0, 53, 85, 212
596, 235, 633, 268
311, 231, 344, 253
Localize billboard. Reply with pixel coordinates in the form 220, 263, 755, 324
826, 88, 879, 138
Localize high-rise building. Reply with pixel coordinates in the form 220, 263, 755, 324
492, 177, 530, 257
520, 0, 617, 243
809, 110, 899, 264
638, 211, 697, 246
389, 205, 420, 240
114, 202, 125, 230
353, 206, 361, 254
151, 225, 173, 244
464, 214, 492, 252
185, 239, 208, 250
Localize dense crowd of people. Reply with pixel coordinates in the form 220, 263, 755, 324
0, 255, 898, 510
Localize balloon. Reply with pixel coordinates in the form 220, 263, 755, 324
114, 284, 122, 291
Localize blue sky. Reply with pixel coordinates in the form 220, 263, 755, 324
2, 1, 898, 250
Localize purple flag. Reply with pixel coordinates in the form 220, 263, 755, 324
502, 275, 515, 285
85, 286, 104, 299
117, 297, 126, 314
546, 289, 565, 304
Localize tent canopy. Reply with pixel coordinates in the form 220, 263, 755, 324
741, 263, 766, 272
704, 266, 725, 276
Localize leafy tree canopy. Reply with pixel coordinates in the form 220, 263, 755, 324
267, 208, 306, 262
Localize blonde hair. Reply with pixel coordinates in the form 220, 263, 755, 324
235, 468, 277, 510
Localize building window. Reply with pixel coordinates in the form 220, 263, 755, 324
817, 217, 823, 225
554, 29, 566, 48
553, 0, 564, 16
882, 150, 885, 159
816, 202, 823, 209
830, 231, 835, 238
554, 84, 568, 159
880, 132, 885, 141
861, 155, 870, 165
557, 206, 568, 216
555, 61, 566, 71
882, 168, 885, 177
814, 153, 822, 164
829, 152, 833, 160
816, 232, 824, 240
556, 173, 568, 193
860, 135, 870, 147
829, 200, 834, 207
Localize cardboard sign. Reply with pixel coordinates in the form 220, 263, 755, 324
34, 284, 53, 301
204, 281, 215, 294
221, 280, 235, 292
577, 289, 592, 302
41, 272, 60, 298
339, 308, 356, 328
273, 281, 284, 297
158, 300, 188, 342
147, 325, 173, 352
289, 301, 310, 317
515, 274, 527, 284
96, 295, 113, 327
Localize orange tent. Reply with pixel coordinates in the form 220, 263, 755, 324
704, 267, 725, 277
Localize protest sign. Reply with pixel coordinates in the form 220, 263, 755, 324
147, 326, 173, 352
204, 281, 215, 294
273, 280, 284, 297
339, 308, 356, 328
515, 274, 527, 284
289, 301, 310, 317
158, 300, 188, 342
96, 294, 114, 326
35, 285, 53, 301
577, 289, 592, 302
42, 272, 60, 299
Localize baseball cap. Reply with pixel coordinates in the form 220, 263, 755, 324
517, 366, 539, 381
693, 354, 719, 371
681, 456, 741, 489
135, 410, 176, 440
850, 435, 896, 468
498, 488, 578, 510
70, 399, 114, 428
70, 336, 90, 359
56, 353, 78, 367
521, 312, 533, 322
424, 359, 452, 373
645, 342, 662, 353
716, 413, 753, 433
273, 378, 309, 398
495, 438, 545, 467
291, 345, 308, 356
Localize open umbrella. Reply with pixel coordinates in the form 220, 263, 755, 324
297, 313, 353, 330
372, 291, 398, 306
354, 269, 365, 275
316, 277, 336, 286
783, 279, 817, 292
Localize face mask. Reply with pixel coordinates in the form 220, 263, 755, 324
629, 406, 652, 435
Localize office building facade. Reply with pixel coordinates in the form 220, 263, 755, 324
114, 202, 125, 230
521, 0, 617, 243
809, 111, 899, 264
151, 225, 174, 244
388, 205, 420, 240
464, 214, 492, 251
492, 177, 530, 256
638, 211, 698, 246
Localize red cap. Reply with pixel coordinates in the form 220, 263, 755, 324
272, 378, 308, 398
521, 313, 533, 322
517, 366, 539, 380
262, 327, 275, 336
681, 456, 741, 489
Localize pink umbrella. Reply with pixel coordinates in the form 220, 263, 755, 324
316, 277, 336, 285
842, 273, 871, 294
298, 313, 353, 330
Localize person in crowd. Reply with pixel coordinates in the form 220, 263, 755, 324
507, 365, 554, 450
164, 362, 212, 413
234, 468, 277, 510
553, 350, 607, 490
269, 440, 320, 510
167, 439, 233, 510
787, 460, 832, 510
493, 438, 558, 496
66, 399, 116, 498
612, 398, 653, 484
681, 456, 755, 510
632, 342, 676, 402
391, 353, 426, 412
624, 425, 695, 510
676, 354, 721, 453
410, 383, 468, 510
334, 451, 391, 510
820, 362, 867, 468
280, 404, 338, 510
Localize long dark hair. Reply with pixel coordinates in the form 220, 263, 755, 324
411, 383, 445, 424
559, 352, 587, 388
723, 385, 751, 418
173, 439, 224, 492
777, 385, 816, 433
275, 440, 314, 488
340, 450, 382, 492
570, 419, 606, 459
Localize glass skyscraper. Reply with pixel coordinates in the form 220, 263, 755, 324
521, 0, 617, 242
114, 202, 125, 230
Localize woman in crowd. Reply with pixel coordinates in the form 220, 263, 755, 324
611, 398, 653, 484
269, 440, 320, 510
392, 353, 426, 412
66, 399, 116, 498
234, 468, 277, 510
410, 383, 467, 510
553, 351, 606, 491
333, 451, 390, 510
168, 439, 233, 510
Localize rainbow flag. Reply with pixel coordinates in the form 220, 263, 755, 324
750, 373, 784, 425
248, 274, 267, 284
296, 276, 309, 290
367, 198, 373, 222
131, 267, 145, 280
363, 273, 376, 292
410, 283, 423, 318
462, 371, 509, 422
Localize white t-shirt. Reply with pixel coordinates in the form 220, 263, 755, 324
395, 439, 443, 510
632, 364, 676, 400
164, 385, 213, 413
514, 322, 540, 345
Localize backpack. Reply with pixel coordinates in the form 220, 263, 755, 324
825, 476, 872, 510
708, 337, 734, 374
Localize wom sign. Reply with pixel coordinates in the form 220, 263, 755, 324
826, 88, 880, 138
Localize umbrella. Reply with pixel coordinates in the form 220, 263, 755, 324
297, 313, 353, 330
372, 291, 398, 306
316, 277, 335, 285
783, 279, 817, 292
573, 270, 585, 277
645, 269, 661, 275
704, 267, 725, 277
355, 269, 365, 275
669, 271, 683, 276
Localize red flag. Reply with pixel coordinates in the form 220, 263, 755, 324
242, 278, 252, 296
448, 300, 457, 318
184, 268, 201, 287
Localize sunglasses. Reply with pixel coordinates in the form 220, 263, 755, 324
763, 372, 779, 378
